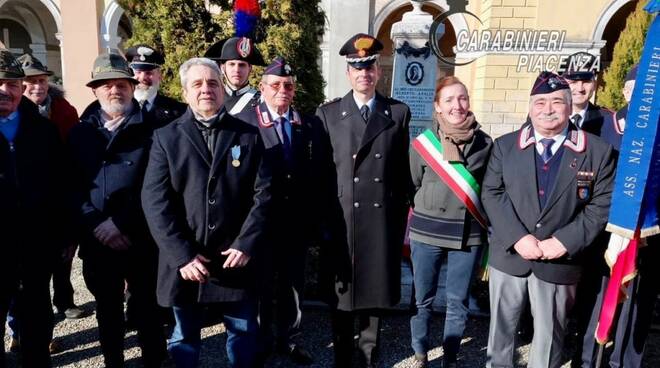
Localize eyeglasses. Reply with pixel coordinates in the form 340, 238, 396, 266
265, 81, 295, 91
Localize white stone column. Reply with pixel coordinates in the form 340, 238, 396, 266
390, 0, 443, 139
320, 0, 372, 100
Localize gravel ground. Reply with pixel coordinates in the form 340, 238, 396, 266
3, 257, 659, 367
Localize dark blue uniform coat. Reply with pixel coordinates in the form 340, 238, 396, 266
315, 91, 412, 311
482, 124, 616, 285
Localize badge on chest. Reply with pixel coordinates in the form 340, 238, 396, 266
577, 171, 594, 200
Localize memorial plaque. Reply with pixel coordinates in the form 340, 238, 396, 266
391, 41, 438, 140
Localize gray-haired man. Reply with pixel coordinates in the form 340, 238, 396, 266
142, 57, 273, 368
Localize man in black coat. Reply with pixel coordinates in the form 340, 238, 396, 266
68, 52, 166, 367
126, 44, 186, 128
315, 34, 412, 368
236, 56, 320, 365
482, 72, 616, 368
562, 52, 618, 141
141, 57, 272, 368
205, 37, 265, 116
0, 49, 67, 368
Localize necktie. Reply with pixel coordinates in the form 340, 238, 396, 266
139, 100, 149, 114
571, 114, 582, 127
360, 105, 370, 123
540, 138, 555, 163
279, 117, 292, 163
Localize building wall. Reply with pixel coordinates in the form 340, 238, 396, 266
1, 0, 634, 124
450, 0, 622, 137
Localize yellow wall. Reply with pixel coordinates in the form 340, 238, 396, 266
61, 0, 104, 112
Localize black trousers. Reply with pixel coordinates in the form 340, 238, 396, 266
573, 244, 660, 368
0, 264, 53, 368
51, 249, 75, 311
258, 242, 308, 351
82, 247, 166, 368
331, 309, 381, 367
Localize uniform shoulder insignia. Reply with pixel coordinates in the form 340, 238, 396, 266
319, 97, 341, 107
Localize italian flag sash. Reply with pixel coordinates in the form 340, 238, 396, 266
412, 129, 488, 229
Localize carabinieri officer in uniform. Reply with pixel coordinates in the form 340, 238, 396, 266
315, 33, 412, 368
205, 37, 265, 116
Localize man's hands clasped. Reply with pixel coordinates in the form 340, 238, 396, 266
513, 234, 567, 261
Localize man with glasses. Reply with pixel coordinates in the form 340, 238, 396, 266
237, 56, 320, 365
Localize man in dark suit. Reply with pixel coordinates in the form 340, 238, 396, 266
0, 49, 68, 368
125, 44, 186, 128
237, 56, 319, 365
205, 37, 265, 115
315, 33, 412, 368
562, 52, 617, 139
141, 57, 272, 368
68, 52, 166, 368
482, 71, 616, 368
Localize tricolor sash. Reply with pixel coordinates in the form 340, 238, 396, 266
412, 129, 488, 229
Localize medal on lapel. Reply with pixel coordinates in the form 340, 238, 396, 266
231, 145, 241, 167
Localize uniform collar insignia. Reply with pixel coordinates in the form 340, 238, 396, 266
563, 128, 586, 153
518, 124, 535, 150
256, 103, 301, 127
256, 104, 274, 128
517, 124, 586, 152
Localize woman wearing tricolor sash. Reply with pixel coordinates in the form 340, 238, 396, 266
408, 76, 492, 368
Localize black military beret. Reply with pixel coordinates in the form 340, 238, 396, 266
263, 56, 293, 77
0, 49, 24, 79
562, 52, 598, 81
339, 33, 383, 68
125, 45, 165, 71
205, 37, 265, 66
530, 71, 570, 96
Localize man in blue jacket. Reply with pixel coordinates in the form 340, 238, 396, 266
68, 52, 166, 368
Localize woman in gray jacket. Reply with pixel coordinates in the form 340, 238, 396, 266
408, 76, 492, 368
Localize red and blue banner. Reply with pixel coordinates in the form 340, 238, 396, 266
597, 2, 660, 344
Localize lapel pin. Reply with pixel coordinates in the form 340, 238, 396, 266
231, 145, 241, 167
385, 110, 389, 116
342, 111, 347, 116
570, 158, 577, 168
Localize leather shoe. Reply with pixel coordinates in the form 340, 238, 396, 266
411, 353, 427, 368
63, 306, 85, 319
280, 344, 314, 365
49, 339, 61, 354
9, 337, 20, 353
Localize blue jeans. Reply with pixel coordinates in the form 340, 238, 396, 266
169, 300, 258, 368
409, 240, 480, 361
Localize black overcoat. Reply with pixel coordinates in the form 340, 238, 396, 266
67, 100, 156, 259
236, 102, 323, 246
141, 108, 273, 307
0, 97, 68, 274
315, 91, 412, 311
